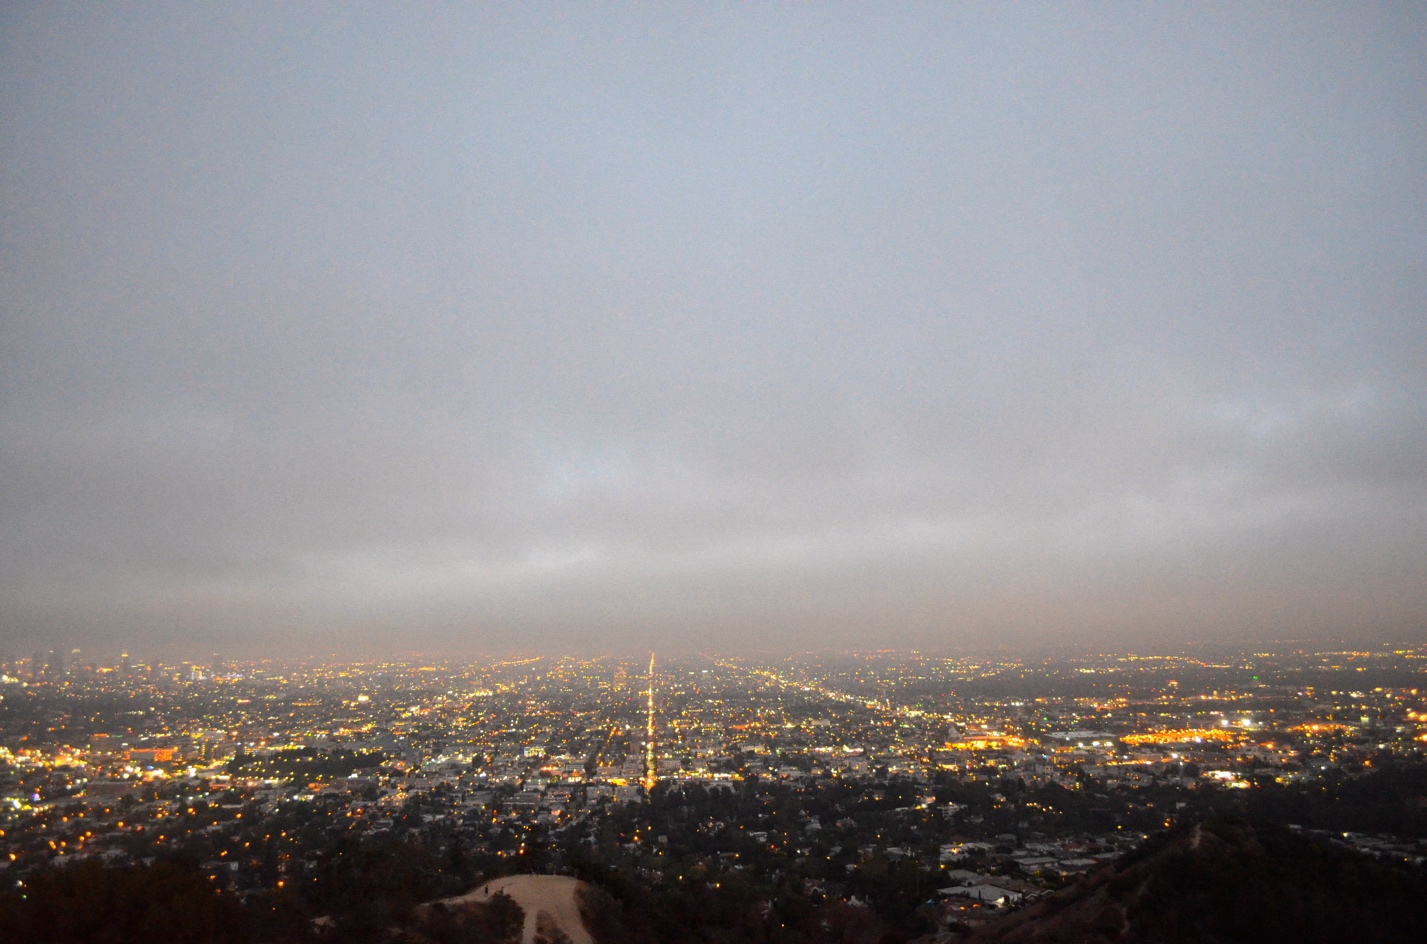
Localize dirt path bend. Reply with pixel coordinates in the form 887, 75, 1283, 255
446, 874, 594, 944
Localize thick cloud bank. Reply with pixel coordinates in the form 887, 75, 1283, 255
2, 7, 1424, 656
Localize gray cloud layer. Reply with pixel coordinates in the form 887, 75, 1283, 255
2, 5, 1424, 657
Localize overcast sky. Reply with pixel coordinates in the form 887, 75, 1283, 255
2, 4, 1424, 659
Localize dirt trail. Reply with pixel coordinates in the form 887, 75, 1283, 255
446, 874, 594, 944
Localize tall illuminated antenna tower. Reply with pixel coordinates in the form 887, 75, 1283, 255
643, 652, 657, 791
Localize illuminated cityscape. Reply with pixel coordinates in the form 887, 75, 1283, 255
2, 645, 1425, 938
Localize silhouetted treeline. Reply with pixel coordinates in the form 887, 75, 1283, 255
0, 844, 522, 944
570, 844, 939, 944
402, 893, 523, 944
1242, 756, 1427, 837
227, 747, 386, 781
0, 859, 251, 944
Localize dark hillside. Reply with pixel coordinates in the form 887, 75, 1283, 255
968, 817, 1427, 944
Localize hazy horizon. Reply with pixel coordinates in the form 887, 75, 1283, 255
3, 5, 1425, 658
14, 638, 1420, 671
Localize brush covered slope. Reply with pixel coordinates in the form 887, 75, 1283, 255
967, 817, 1427, 944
